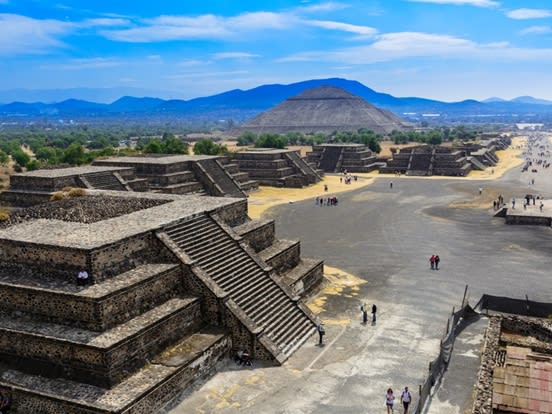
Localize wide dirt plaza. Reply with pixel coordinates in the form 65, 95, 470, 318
167, 135, 552, 414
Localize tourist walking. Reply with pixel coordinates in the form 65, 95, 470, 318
390, 181, 393, 189
401, 386, 412, 414
371, 304, 377, 325
429, 255, 435, 270
361, 303, 368, 324
317, 322, 325, 345
434, 255, 440, 270
385, 388, 395, 414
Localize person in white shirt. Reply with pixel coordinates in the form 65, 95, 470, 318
400, 386, 412, 414
77, 270, 89, 286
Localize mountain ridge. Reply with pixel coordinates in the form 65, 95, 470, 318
1, 78, 552, 122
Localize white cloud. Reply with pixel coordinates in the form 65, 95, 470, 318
101, 14, 231, 42
99, 9, 379, 43
41, 58, 123, 70
521, 25, 552, 35
408, 0, 499, 7
296, 2, 349, 13
305, 20, 377, 37
212, 52, 260, 60
83, 18, 131, 27
227, 12, 291, 30
178, 59, 209, 67
279, 31, 552, 63
506, 9, 552, 20
0, 13, 73, 55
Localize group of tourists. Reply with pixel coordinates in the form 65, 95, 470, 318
316, 196, 339, 206
429, 255, 441, 270
385, 386, 413, 414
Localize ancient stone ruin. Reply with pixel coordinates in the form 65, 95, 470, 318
380, 145, 472, 176
473, 315, 552, 414
0, 162, 323, 412
381, 137, 511, 177
306, 143, 382, 173
0, 155, 258, 208
233, 149, 322, 188
232, 85, 412, 136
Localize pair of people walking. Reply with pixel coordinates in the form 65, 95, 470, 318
386, 386, 413, 414
360, 303, 377, 325
429, 254, 440, 270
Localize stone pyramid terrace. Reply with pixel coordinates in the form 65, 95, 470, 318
0, 190, 322, 413
1, 154, 258, 208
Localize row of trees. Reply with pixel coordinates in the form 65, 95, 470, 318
236, 129, 382, 153
389, 126, 479, 145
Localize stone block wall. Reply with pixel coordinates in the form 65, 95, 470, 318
0, 299, 202, 388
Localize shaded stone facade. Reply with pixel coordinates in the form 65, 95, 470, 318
233, 149, 322, 188
380, 145, 472, 176
306, 143, 381, 173
0, 191, 323, 413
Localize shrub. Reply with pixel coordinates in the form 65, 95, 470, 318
0, 209, 10, 221
67, 188, 87, 197
50, 191, 67, 201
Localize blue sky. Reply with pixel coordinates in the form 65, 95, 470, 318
2, 0, 552, 102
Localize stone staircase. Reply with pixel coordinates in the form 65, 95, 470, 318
284, 151, 321, 184
319, 146, 344, 172
79, 172, 128, 191
195, 158, 246, 198
161, 214, 317, 360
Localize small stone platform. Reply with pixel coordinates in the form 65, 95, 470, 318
233, 149, 321, 188
504, 201, 552, 225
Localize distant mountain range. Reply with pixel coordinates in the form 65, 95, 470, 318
1, 78, 552, 123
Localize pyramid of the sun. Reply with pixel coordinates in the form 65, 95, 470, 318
234, 85, 411, 135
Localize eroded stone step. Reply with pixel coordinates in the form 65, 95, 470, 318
0, 327, 230, 414
0, 263, 182, 331
0, 297, 201, 387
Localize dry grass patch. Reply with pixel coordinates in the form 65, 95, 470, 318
50, 187, 87, 201
0, 209, 10, 222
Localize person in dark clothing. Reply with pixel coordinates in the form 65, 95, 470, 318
371, 304, 377, 325
317, 323, 325, 345
434, 255, 440, 270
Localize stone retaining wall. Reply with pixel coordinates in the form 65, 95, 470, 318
0, 299, 202, 388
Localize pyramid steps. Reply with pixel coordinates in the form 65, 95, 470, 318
0, 328, 230, 414
0, 263, 182, 331
0, 297, 201, 387
161, 214, 317, 362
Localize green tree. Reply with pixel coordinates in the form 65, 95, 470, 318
11, 149, 31, 167
62, 143, 87, 165
237, 132, 256, 146
162, 136, 189, 154
193, 139, 227, 155
144, 139, 163, 154
26, 160, 41, 170
254, 133, 288, 149
0, 150, 9, 165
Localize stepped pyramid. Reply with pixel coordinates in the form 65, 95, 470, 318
0, 191, 322, 413
233, 86, 411, 135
